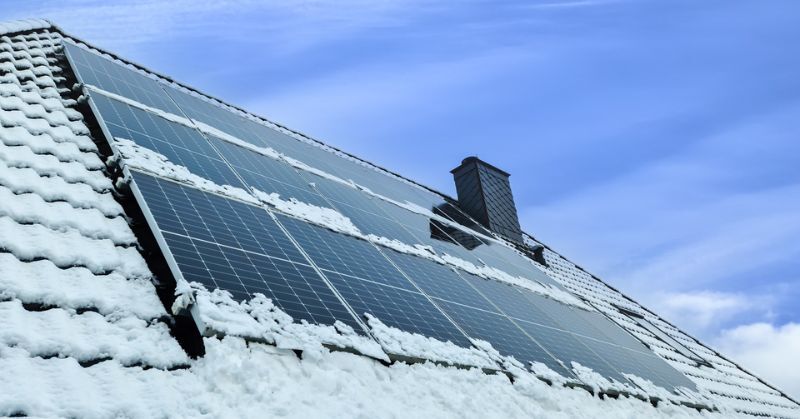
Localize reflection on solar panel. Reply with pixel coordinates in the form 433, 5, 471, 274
65, 39, 700, 393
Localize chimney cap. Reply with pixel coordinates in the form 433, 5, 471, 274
450, 156, 511, 177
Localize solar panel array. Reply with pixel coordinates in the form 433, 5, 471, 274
64, 40, 697, 392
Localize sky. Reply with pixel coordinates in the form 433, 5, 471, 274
6, 0, 799, 399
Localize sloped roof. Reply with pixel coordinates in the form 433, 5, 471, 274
0, 19, 797, 418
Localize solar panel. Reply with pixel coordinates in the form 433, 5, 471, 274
274, 214, 475, 347
452, 271, 622, 381
384, 251, 498, 313
383, 250, 573, 376
324, 270, 473, 348
436, 300, 572, 377
64, 41, 183, 115
158, 81, 443, 210
513, 319, 627, 383
90, 92, 246, 189
131, 171, 364, 331
459, 272, 696, 389
208, 136, 330, 207
275, 214, 417, 291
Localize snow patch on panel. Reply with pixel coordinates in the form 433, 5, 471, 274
365, 313, 498, 369
179, 283, 388, 362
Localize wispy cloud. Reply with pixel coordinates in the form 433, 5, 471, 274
520, 100, 800, 291
651, 291, 770, 337
7, 0, 436, 52
520, 0, 625, 10
713, 322, 800, 400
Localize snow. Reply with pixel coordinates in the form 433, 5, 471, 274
571, 362, 647, 397
0, 159, 123, 216
365, 313, 498, 369
0, 186, 135, 244
254, 190, 362, 236
0, 125, 104, 169
0, 216, 150, 279
0, 334, 731, 419
0, 299, 188, 369
0, 253, 164, 320
0, 141, 110, 190
113, 137, 260, 205
0, 82, 83, 122
0, 93, 88, 134
0, 106, 87, 139
183, 283, 388, 361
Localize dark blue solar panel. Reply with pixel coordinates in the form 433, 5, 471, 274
436, 300, 571, 376
575, 310, 654, 353
384, 251, 497, 313
574, 337, 672, 389
324, 270, 473, 348
134, 172, 305, 263
209, 137, 330, 207
299, 173, 383, 213
461, 275, 561, 327
519, 293, 620, 345
513, 319, 627, 384
132, 171, 363, 330
64, 41, 183, 115
380, 250, 574, 376
90, 92, 245, 189
276, 213, 417, 292
274, 214, 477, 348
295, 179, 422, 244
161, 84, 351, 174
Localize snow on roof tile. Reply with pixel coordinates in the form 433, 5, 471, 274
0, 19, 51, 37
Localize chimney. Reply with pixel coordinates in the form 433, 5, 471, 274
451, 157, 523, 245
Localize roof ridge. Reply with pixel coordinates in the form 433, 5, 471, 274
0, 19, 52, 37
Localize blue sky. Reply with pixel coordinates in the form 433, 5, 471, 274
8, 0, 800, 397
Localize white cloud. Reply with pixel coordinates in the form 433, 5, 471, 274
713, 322, 800, 400
245, 47, 531, 135
7, 0, 436, 52
651, 291, 757, 333
519, 102, 800, 298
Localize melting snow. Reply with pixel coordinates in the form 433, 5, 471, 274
365, 313, 497, 369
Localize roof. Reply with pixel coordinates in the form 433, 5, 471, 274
0, 19, 798, 418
